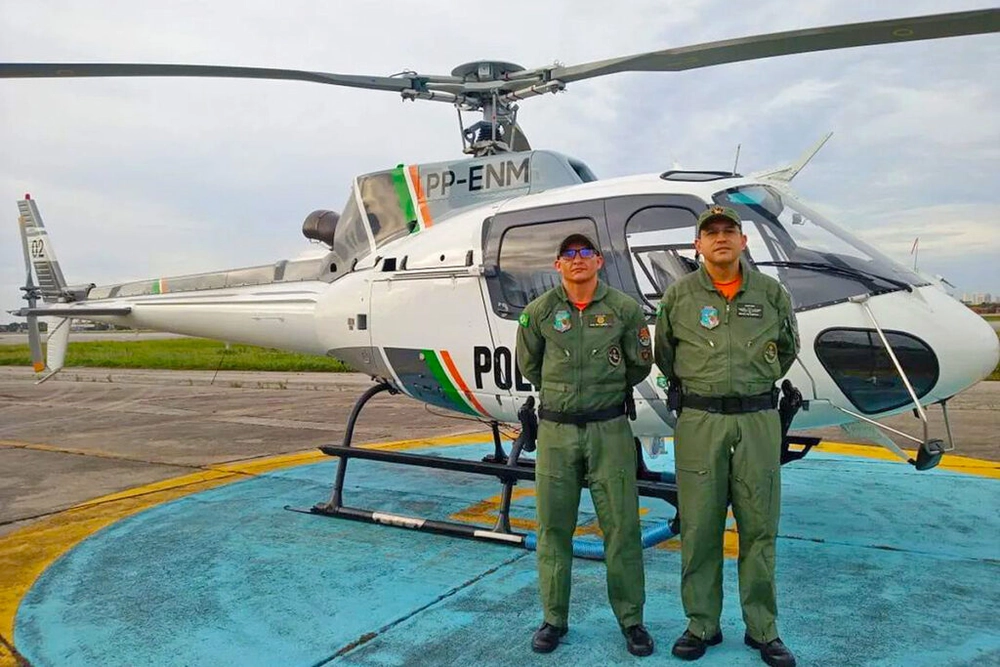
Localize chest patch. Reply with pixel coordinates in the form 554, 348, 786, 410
699, 306, 720, 330
608, 345, 622, 366
737, 303, 763, 319
553, 309, 572, 333
764, 341, 778, 364
588, 313, 615, 328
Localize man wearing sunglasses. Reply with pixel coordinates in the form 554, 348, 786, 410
516, 233, 654, 657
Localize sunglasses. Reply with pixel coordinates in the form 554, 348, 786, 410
559, 248, 599, 259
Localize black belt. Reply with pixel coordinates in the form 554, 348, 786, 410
538, 403, 626, 427
681, 390, 777, 415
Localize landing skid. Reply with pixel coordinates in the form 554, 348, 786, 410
287, 382, 680, 559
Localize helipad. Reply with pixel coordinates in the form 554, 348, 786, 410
2, 435, 997, 667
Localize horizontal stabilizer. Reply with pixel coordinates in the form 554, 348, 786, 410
14, 306, 132, 317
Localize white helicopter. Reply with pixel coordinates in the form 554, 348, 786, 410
8, 10, 1000, 544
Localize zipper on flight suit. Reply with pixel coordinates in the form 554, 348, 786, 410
574, 305, 584, 400
727, 299, 736, 457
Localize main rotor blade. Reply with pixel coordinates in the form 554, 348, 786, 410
0, 63, 464, 95
551, 9, 1000, 83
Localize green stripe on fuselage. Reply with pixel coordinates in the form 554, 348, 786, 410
391, 165, 418, 232
421, 349, 477, 416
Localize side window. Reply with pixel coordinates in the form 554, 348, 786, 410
331, 192, 372, 273
814, 328, 939, 414
625, 206, 698, 305
359, 173, 412, 246
497, 218, 602, 309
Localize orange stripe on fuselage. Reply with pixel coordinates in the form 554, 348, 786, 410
440, 350, 488, 417
409, 164, 433, 228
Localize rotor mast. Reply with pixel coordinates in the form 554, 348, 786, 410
441, 61, 562, 156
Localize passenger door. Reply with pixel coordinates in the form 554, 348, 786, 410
481, 200, 612, 419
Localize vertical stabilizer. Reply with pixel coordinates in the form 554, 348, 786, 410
18, 196, 67, 302
754, 132, 833, 183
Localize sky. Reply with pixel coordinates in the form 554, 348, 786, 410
1, 0, 998, 319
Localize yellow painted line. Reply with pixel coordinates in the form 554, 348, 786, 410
0, 431, 491, 655
816, 441, 1000, 479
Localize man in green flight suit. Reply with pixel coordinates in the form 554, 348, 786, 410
516, 233, 654, 657
654, 206, 799, 667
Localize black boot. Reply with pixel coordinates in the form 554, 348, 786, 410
744, 634, 797, 667
671, 629, 723, 660
623, 624, 654, 657
531, 622, 568, 653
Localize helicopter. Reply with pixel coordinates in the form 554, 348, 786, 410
6, 9, 1000, 546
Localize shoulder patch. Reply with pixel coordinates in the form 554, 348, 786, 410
518, 312, 530, 328
638, 326, 651, 347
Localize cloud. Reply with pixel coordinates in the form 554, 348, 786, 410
853, 204, 1000, 259
1, 0, 998, 321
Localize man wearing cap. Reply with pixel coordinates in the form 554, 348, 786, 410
654, 206, 799, 666
516, 233, 654, 657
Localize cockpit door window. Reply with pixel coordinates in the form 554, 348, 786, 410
482, 200, 610, 318
603, 196, 704, 311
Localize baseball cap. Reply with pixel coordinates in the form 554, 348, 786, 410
557, 233, 599, 257
697, 205, 742, 232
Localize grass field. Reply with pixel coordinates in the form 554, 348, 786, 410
0, 338, 352, 372
1, 334, 997, 380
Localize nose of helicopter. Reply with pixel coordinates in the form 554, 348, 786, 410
930, 292, 999, 399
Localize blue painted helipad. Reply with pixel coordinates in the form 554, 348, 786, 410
10, 439, 1000, 666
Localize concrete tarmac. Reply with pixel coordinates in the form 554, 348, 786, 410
0, 367, 480, 537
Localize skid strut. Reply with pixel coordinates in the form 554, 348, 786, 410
296, 383, 679, 554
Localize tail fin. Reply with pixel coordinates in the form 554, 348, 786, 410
16, 195, 82, 380
18, 195, 68, 302
754, 132, 833, 184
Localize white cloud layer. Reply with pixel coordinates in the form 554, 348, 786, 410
1, 0, 998, 318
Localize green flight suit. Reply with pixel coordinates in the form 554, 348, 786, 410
516, 281, 652, 630
654, 259, 799, 644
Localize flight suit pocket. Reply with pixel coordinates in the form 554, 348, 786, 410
586, 328, 627, 386
733, 466, 780, 542
674, 465, 713, 536
540, 332, 573, 373
672, 319, 724, 384
745, 320, 782, 380
674, 319, 719, 348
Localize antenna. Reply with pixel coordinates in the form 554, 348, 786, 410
733, 144, 741, 173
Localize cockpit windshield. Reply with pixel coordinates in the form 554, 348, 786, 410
715, 185, 928, 310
